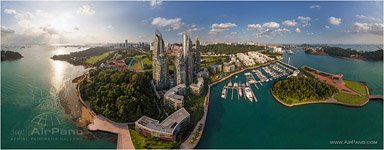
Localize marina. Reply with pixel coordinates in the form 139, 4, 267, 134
220, 62, 293, 103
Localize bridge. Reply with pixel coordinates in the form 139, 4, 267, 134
277, 60, 298, 70
369, 95, 383, 100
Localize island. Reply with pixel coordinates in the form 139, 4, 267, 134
1, 50, 23, 61
271, 65, 371, 107
304, 45, 383, 61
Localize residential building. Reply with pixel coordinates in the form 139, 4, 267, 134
152, 30, 169, 90
164, 84, 186, 110
135, 108, 190, 141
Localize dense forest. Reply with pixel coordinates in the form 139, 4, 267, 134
201, 44, 266, 54
79, 69, 159, 122
1, 50, 23, 61
271, 76, 338, 104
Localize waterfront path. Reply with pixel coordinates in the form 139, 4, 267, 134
88, 115, 135, 149
369, 95, 383, 100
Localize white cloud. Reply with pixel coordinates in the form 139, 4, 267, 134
247, 24, 263, 30
262, 22, 280, 28
255, 28, 290, 38
152, 17, 184, 30
325, 25, 330, 29
230, 32, 237, 35
282, 20, 297, 27
40, 25, 59, 35
352, 22, 383, 35
328, 16, 342, 26
4, 9, 17, 15
274, 28, 290, 34
309, 5, 321, 9
355, 15, 382, 22
77, 5, 95, 16
1, 26, 15, 35
297, 16, 311, 27
295, 28, 301, 33
150, 0, 163, 8
209, 23, 237, 34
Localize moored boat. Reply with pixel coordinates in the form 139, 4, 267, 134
221, 87, 227, 99
244, 87, 253, 102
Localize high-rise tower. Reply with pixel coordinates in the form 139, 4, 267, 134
195, 37, 201, 74
183, 33, 194, 86
152, 30, 169, 90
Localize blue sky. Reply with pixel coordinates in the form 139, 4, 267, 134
1, 1, 383, 45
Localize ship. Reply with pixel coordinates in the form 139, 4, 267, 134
245, 72, 256, 84
244, 87, 253, 102
287, 50, 294, 55
221, 87, 227, 99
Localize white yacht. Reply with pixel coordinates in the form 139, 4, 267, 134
244, 87, 253, 102
221, 87, 227, 99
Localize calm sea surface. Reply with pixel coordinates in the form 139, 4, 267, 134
197, 50, 383, 148
1, 45, 115, 148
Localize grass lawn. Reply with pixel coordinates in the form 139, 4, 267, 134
85, 51, 113, 65
334, 80, 368, 105
142, 57, 152, 65
344, 80, 368, 96
334, 92, 368, 105
201, 56, 228, 68
129, 129, 178, 149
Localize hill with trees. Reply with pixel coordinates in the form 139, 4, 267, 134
1, 50, 23, 61
201, 44, 266, 54
79, 69, 159, 122
271, 76, 338, 104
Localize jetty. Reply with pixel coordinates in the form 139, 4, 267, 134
369, 95, 383, 100
277, 60, 297, 70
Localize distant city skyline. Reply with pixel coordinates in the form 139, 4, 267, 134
1, 1, 383, 45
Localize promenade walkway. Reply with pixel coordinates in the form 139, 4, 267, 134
369, 95, 383, 100
88, 115, 135, 149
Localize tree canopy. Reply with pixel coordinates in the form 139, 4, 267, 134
272, 76, 338, 104
79, 69, 158, 122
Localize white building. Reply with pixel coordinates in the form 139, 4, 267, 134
164, 84, 186, 110
135, 108, 190, 141
268, 46, 283, 54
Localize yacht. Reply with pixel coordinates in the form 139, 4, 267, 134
287, 50, 294, 55
221, 87, 227, 99
244, 87, 253, 102
238, 81, 242, 97
227, 81, 233, 87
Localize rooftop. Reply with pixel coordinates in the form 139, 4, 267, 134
136, 108, 190, 134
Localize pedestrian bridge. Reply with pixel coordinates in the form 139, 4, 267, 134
369, 95, 383, 100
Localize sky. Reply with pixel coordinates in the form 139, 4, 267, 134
1, 1, 383, 45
